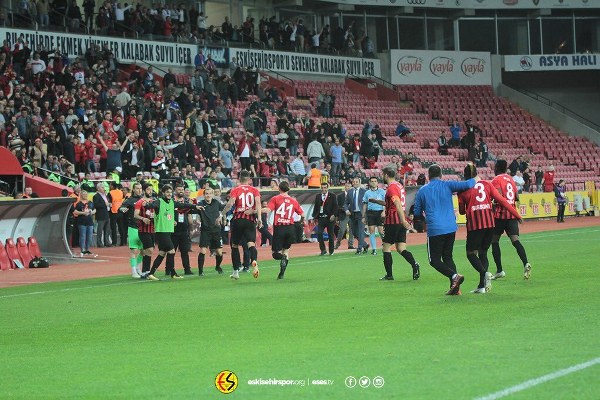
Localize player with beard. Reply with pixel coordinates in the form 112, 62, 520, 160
196, 187, 226, 276
172, 183, 194, 275
134, 183, 157, 278
458, 164, 522, 294
266, 181, 305, 280
139, 184, 202, 281
369, 166, 420, 281
120, 182, 143, 277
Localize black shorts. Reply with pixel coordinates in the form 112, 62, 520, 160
382, 224, 407, 245
493, 219, 520, 237
466, 228, 494, 252
155, 232, 174, 252
366, 210, 384, 227
172, 231, 191, 252
230, 218, 257, 245
200, 229, 223, 249
272, 225, 296, 252
139, 232, 155, 249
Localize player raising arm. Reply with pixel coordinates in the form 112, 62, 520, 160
139, 184, 203, 281
458, 164, 522, 294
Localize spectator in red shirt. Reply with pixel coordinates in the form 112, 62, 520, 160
542, 165, 555, 193
237, 131, 254, 172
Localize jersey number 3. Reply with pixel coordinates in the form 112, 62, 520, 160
475, 183, 487, 203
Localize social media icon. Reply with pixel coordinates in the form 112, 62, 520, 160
359, 376, 370, 388
345, 376, 357, 388
373, 376, 385, 388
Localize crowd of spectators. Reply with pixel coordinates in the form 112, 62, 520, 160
7, 2, 376, 57
0, 30, 387, 197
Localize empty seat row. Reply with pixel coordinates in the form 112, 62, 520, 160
0, 237, 42, 271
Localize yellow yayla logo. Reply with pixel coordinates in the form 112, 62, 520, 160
215, 370, 238, 394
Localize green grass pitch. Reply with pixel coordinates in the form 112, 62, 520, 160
1, 226, 599, 399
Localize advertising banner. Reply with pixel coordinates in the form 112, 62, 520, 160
504, 54, 599, 72
0, 28, 229, 68
230, 48, 381, 78
391, 50, 491, 85
321, 0, 597, 10
453, 191, 589, 223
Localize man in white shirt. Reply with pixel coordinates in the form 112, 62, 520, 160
513, 170, 525, 193
30, 53, 46, 75
306, 138, 325, 166
197, 12, 207, 36
289, 156, 306, 187
114, 86, 131, 108
114, 3, 131, 25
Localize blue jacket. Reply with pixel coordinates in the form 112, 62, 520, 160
450, 125, 461, 140
414, 178, 476, 237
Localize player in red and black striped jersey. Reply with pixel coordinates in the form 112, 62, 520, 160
133, 183, 156, 274
459, 164, 522, 293
490, 160, 532, 280
369, 166, 420, 281
221, 170, 262, 280
119, 182, 143, 277
266, 181, 304, 280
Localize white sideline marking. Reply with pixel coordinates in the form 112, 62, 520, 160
0, 281, 140, 299
474, 357, 600, 400
0, 254, 359, 299
523, 228, 600, 240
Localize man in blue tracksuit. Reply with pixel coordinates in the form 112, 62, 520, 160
413, 164, 478, 295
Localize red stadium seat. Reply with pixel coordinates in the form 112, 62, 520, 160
4, 238, 23, 269
28, 237, 42, 258
16, 237, 33, 268
0, 240, 11, 271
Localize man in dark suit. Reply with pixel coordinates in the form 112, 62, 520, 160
312, 182, 338, 256
344, 177, 368, 254
92, 182, 111, 247
53, 115, 69, 142
335, 180, 354, 249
